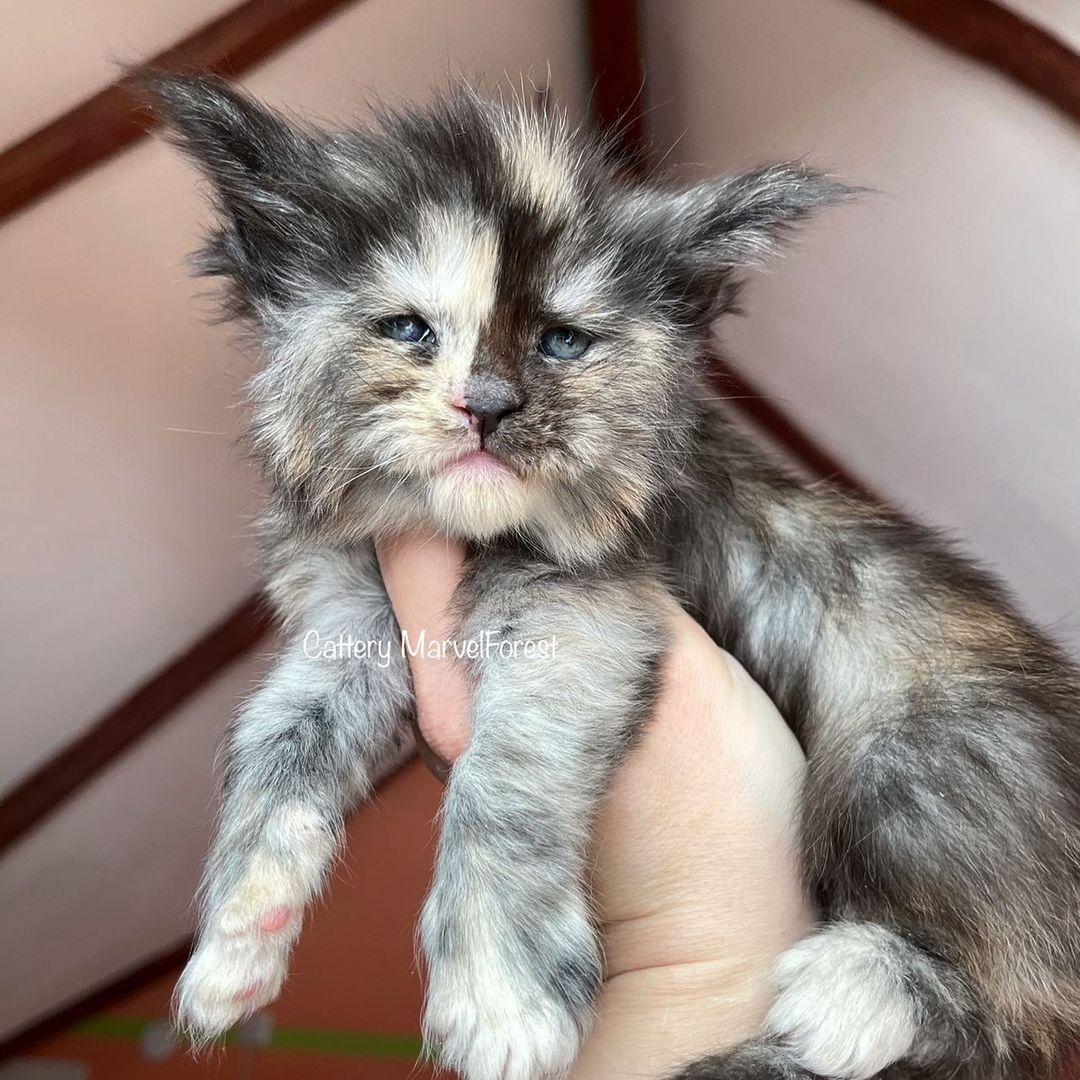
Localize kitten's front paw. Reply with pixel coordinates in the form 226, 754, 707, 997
424, 968, 583, 1080
174, 924, 291, 1041
174, 859, 304, 1042
420, 892, 599, 1080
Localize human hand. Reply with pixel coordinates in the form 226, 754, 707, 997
377, 530, 814, 1078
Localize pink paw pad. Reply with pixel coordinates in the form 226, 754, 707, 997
257, 906, 294, 933
235, 983, 263, 1002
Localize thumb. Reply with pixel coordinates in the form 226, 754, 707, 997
376, 531, 472, 766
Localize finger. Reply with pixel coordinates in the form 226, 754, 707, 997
376, 531, 473, 766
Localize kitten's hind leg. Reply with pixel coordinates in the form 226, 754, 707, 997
762, 922, 988, 1080
174, 548, 414, 1042
668, 701, 1061, 1080
667, 922, 983, 1080
669, 1041, 919, 1079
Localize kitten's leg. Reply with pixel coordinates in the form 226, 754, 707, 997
669, 923, 988, 1080
420, 565, 668, 1080
175, 547, 413, 1041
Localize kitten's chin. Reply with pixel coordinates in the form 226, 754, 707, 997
424, 465, 538, 540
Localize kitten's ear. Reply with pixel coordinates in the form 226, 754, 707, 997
630, 164, 856, 270
143, 71, 332, 307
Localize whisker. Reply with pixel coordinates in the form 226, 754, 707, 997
323, 452, 411, 499
163, 427, 231, 436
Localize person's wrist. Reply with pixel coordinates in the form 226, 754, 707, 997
571, 953, 776, 1079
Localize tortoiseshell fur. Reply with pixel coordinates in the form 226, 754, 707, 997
150, 75, 1080, 1080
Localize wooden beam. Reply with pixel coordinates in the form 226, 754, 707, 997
863, 0, 1080, 126
710, 359, 865, 494
586, 0, 646, 168
0, 0, 361, 223
0, 938, 192, 1061
0, 595, 271, 856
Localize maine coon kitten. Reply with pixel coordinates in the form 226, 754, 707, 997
148, 74, 1080, 1080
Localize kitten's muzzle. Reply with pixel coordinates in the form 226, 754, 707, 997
451, 374, 524, 444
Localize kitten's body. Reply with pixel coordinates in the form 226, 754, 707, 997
150, 76, 1080, 1080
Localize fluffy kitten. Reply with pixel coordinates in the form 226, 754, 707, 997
148, 74, 1080, 1080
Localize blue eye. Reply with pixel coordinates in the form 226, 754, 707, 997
378, 314, 436, 346
539, 326, 592, 361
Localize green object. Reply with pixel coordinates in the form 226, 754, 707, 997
73, 1015, 423, 1060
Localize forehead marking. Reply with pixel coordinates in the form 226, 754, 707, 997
499, 113, 576, 222
545, 256, 619, 318
379, 207, 500, 331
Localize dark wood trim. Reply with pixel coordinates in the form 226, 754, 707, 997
862, 0, 1080, 125
0, 595, 271, 857
711, 359, 866, 494
0, 937, 192, 1061
586, 0, 646, 168
0, 0, 362, 223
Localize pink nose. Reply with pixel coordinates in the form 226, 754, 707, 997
450, 375, 523, 442
450, 392, 477, 430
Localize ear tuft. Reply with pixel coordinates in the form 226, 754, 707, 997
140, 70, 306, 203
696, 164, 859, 264
141, 70, 338, 311
627, 163, 859, 273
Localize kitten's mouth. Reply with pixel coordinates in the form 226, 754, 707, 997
438, 449, 517, 480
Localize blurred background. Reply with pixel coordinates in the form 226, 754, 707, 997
1, 0, 1078, 1076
